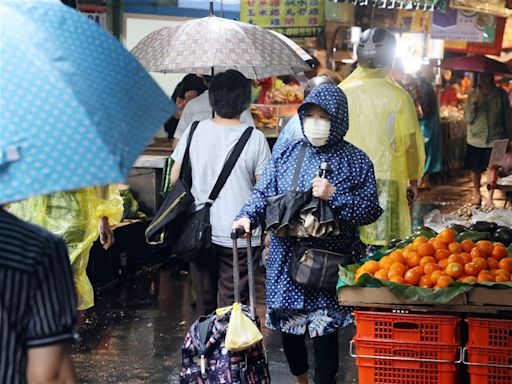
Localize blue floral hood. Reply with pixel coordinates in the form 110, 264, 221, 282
298, 84, 349, 149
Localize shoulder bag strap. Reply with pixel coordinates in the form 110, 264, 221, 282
205, 127, 254, 206
180, 121, 200, 187
291, 142, 307, 191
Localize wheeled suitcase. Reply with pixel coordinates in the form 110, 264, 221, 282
179, 229, 271, 383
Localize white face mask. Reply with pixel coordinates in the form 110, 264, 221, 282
303, 118, 331, 147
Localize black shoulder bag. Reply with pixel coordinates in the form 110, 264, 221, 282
172, 127, 254, 263
145, 121, 200, 245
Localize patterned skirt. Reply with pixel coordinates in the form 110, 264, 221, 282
265, 307, 353, 338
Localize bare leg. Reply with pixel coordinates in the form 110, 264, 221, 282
470, 170, 482, 205
295, 373, 308, 384
483, 168, 495, 207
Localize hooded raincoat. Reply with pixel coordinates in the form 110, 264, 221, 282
237, 85, 382, 336
340, 67, 425, 246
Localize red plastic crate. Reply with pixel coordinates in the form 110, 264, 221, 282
352, 339, 460, 384
467, 317, 512, 350
464, 346, 512, 384
354, 310, 461, 344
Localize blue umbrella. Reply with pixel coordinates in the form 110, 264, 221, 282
0, 0, 175, 204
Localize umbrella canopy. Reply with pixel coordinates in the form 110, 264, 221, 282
441, 55, 512, 74
0, 0, 175, 205
130, 15, 311, 79
269, 30, 313, 63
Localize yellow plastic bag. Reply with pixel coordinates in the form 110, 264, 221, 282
217, 302, 263, 352
9, 185, 123, 310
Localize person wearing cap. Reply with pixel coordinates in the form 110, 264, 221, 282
340, 27, 425, 251
234, 84, 382, 384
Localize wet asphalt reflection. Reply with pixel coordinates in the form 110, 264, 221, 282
72, 264, 358, 384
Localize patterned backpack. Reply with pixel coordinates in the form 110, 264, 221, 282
180, 305, 270, 384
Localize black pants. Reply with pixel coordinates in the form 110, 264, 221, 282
282, 331, 339, 384
190, 245, 256, 316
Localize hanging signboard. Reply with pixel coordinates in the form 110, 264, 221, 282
240, 0, 325, 37
443, 16, 506, 55
431, 1, 498, 42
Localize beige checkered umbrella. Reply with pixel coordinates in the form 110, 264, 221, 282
130, 15, 311, 79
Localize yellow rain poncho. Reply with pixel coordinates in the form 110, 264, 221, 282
340, 67, 425, 246
10, 186, 123, 310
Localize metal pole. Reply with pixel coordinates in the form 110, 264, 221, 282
107, 0, 123, 40
246, 237, 256, 319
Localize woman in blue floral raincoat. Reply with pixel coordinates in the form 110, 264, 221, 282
233, 84, 382, 384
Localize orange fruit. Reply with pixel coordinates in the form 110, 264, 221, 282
413, 236, 429, 244
419, 275, 434, 288
432, 238, 448, 251
389, 250, 407, 265
437, 275, 454, 288
404, 269, 422, 285
498, 258, 512, 273
424, 262, 441, 275
438, 258, 449, 269
362, 260, 380, 274
464, 262, 481, 276
495, 275, 510, 283
374, 269, 389, 280
472, 257, 488, 271
486, 257, 499, 270
379, 256, 393, 269
420, 256, 436, 268
491, 246, 509, 261
494, 269, 511, 279
389, 275, 405, 284
461, 239, 475, 253
439, 229, 456, 244
477, 270, 495, 282
430, 270, 445, 285
406, 252, 421, 268
418, 243, 435, 257
448, 242, 463, 254
470, 248, 485, 259
445, 262, 464, 279
388, 262, 407, 278
461, 276, 477, 284
460, 252, 472, 264
434, 249, 451, 261
475, 240, 494, 257
448, 254, 464, 265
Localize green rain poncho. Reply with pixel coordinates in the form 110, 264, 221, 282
10, 186, 123, 310
340, 67, 425, 246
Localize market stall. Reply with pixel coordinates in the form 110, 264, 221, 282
337, 211, 512, 384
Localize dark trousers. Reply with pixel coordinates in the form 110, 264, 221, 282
190, 244, 256, 316
281, 331, 339, 384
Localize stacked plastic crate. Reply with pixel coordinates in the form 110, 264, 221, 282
351, 310, 462, 384
464, 317, 512, 384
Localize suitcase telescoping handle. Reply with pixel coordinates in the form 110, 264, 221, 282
231, 227, 256, 319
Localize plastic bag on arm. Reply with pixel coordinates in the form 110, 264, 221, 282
217, 302, 263, 352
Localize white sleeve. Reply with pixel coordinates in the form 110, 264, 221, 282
240, 108, 255, 127
174, 103, 193, 139
254, 131, 271, 177
171, 124, 192, 164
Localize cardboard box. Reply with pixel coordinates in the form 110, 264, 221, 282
338, 287, 467, 307
467, 287, 512, 307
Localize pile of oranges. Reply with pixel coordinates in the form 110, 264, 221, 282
355, 228, 512, 289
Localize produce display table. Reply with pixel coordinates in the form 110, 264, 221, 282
338, 286, 512, 314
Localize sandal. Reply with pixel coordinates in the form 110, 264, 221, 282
470, 195, 482, 206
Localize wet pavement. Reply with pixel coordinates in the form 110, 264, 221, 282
72, 171, 509, 383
